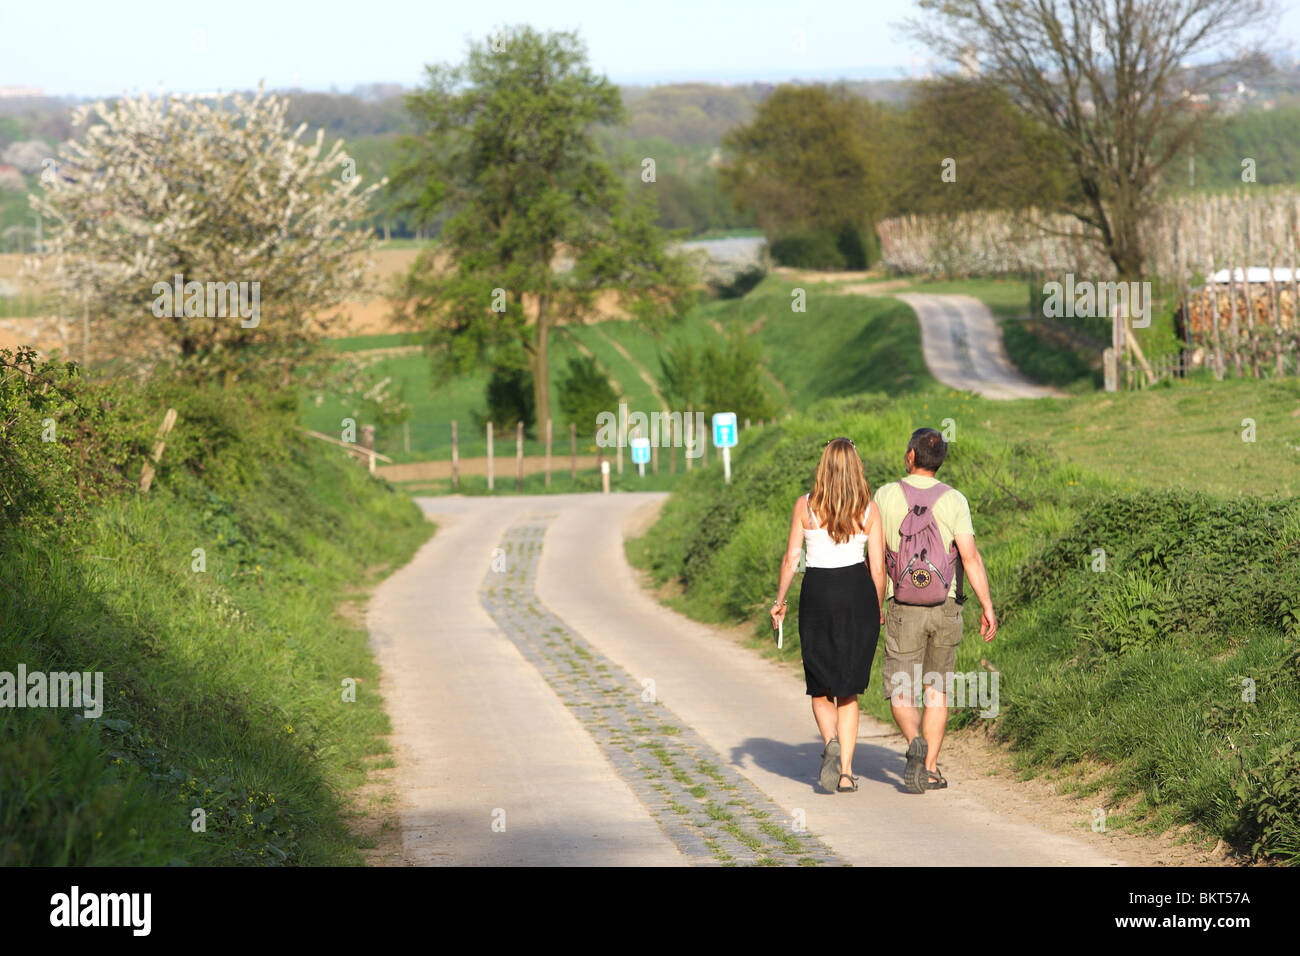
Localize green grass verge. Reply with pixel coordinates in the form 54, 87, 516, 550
1, 387, 432, 865
1001, 318, 1103, 391
627, 377, 1300, 861
704, 277, 934, 409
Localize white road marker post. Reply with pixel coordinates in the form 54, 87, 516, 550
712, 411, 738, 485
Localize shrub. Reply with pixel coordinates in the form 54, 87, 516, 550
834, 222, 872, 270
709, 265, 767, 300
770, 231, 846, 270
1008, 492, 1300, 656
479, 359, 534, 435
1227, 738, 1300, 862
658, 330, 779, 424
557, 356, 618, 433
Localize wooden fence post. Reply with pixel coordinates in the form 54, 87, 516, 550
138, 408, 178, 493
1207, 256, 1224, 379
1269, 251, 1283, 377
451, 420, 459, 491
516, 421, 524, 491
685, 408, 693, 471
1244, 226, 1257, 378
360, 424, 376, 474
1227, 256, 1243, 377
486, 422, 494, 491
1127, 328, 1156, 386
545, 418, 552, 488
670, 417, 677, 475
570, 422, 577, 481
1290, 208, 1300, 374
617, 411, 624, 475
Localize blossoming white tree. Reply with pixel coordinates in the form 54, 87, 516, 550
30, 86, 382, 378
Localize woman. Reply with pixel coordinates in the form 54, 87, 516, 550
770, 437, 885, 793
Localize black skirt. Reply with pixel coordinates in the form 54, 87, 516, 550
798, 564, 880, 698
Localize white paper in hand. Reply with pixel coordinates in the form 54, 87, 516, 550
777, 618, 783, 649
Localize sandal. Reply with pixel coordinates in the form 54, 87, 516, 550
819, 738, 841, 792
904, 736, 928, 794
837, 772, 859, 792
925, 767, 948, 790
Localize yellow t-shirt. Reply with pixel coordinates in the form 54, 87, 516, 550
873, 475, 974, 599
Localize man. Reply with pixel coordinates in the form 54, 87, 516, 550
874, 428, 997, 794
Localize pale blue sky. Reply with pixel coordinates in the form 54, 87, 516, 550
3, 0, 1297, 98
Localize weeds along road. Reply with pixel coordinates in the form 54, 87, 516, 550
367, 492, 1122, 866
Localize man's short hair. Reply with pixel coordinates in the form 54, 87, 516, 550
907, 427, 947, 472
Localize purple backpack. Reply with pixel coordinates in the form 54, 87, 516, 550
885, 482, 961, 606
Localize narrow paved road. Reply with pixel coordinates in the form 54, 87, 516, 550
369, 492, 1122, 867
894, 293, 1063, 399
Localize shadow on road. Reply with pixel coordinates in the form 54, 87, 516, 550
729, 737, 911, 794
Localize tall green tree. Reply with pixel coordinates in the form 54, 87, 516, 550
392, 26, 694, 427
720, 84, 885, 265
885, 78, 1071, 218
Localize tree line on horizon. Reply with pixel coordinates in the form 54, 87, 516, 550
5, 47, 1299, 247
11, 4, 1296, 441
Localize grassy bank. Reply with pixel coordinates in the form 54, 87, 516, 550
1, 378, 431, 865
627, 381, 1300, 862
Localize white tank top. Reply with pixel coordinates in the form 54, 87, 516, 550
802, 494, 869, 569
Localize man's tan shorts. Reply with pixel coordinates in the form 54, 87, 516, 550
881, 596, 964, 701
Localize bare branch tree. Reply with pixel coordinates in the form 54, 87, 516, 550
904, 0, 1279, 279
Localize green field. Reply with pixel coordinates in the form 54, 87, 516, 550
301, 277, 925, 462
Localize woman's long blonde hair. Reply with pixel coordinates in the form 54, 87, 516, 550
809, 437, 872, 544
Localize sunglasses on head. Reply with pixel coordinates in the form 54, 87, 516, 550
825, 438, 856, 448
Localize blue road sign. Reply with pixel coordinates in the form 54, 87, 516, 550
630, 436, 651, 465
712, 412, 738, 449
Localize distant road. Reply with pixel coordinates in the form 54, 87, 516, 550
886, 292, 1064, 400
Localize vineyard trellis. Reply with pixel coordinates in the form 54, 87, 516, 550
877, 188, 1300, 382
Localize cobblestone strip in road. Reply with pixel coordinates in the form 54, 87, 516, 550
481, 516, 843, 867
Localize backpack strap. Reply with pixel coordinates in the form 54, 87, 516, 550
927, 481, 966, 602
